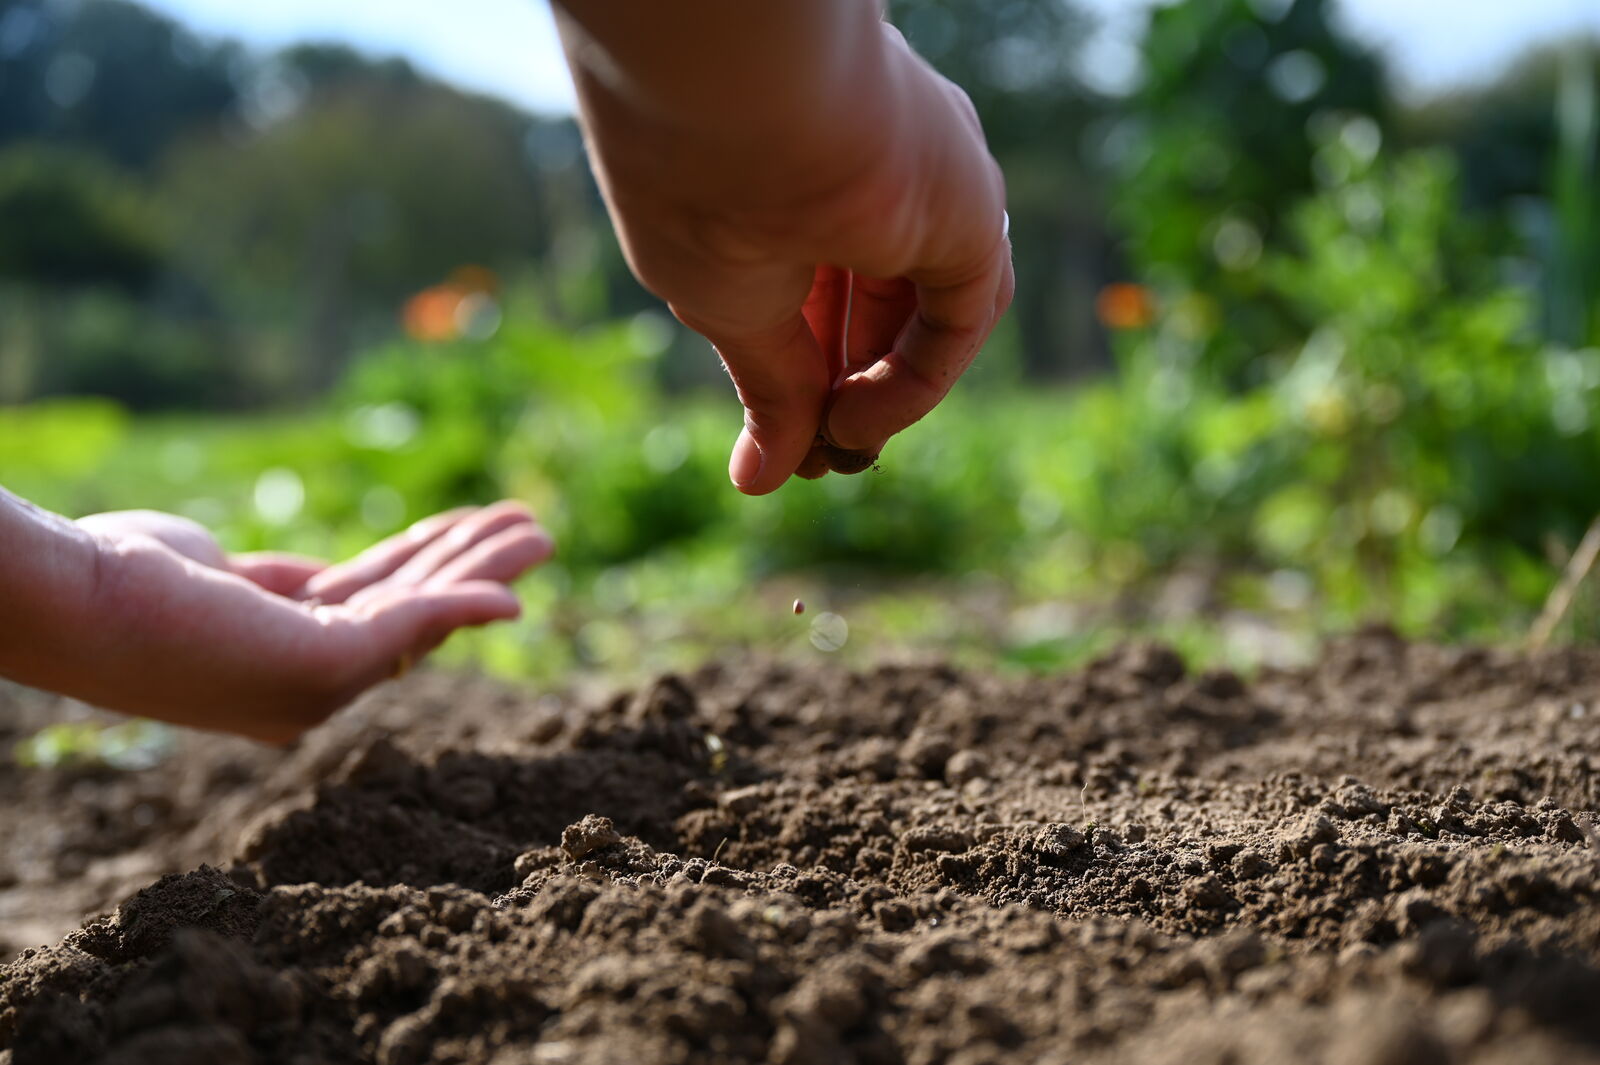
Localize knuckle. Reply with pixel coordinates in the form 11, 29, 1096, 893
736, 382, 812, 428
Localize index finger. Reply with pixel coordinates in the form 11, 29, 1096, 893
822, 239, 1012, 452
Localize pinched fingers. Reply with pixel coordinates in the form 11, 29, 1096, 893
844, 274, 917, 376
802, 264, 853, 384
823, 236, 1011, 455
683, 311, 833, 496
810, 41, 1011, 463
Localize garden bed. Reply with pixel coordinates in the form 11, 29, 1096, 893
4, 629, 1600, 1063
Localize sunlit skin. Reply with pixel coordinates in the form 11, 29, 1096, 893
553, 0, 1014, 493
0, 492, 550, 743
0, 1, 1008, 741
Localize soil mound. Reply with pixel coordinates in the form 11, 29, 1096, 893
5, 629, 1600, 1063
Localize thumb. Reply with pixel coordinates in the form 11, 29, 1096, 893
679, 311, 832, 496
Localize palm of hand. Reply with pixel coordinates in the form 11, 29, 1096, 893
77, 503, 550, 741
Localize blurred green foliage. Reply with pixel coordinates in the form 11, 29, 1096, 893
0, 0, 239, 169
2, 0, 1600, 681
13, 719, 174, 770
0, 0, 613, 406
7, 153, 1598, 678
1111, 0, 1389, 384
1097, 134, 1600, 632
2, 0, 1596, 404
0, 145, 164, 287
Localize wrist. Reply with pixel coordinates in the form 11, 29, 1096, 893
0, 491, 102, 687
565, 7, 907, 220
17, 528, 345, 736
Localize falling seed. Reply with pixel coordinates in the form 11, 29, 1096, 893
793, 599, 805, 616
810, 612, 848, 653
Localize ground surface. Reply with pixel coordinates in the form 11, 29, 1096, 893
4, 630, 1600, 1064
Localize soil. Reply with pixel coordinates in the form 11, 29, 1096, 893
797, 432, 878, 479
5, 628, 1600, 1064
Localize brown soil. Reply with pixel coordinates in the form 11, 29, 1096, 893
797, 430, 879, 479
5, 629, 1600, 1064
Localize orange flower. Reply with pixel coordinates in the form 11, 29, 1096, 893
401, 267, 504, 341
402, 285, 465, 341
1096, 282, 1156, 330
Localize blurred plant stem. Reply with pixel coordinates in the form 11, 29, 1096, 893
1549, 43, 1598, 346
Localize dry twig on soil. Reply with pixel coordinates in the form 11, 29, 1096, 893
1529, 514, 1600, 650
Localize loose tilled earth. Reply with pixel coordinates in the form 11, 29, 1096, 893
5, 629, 1600, 1064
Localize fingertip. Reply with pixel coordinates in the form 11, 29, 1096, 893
527, 527, 556, 565
457, 580, 523, 618
729, 429, 797, 495
423, 524, 556, 590
729, 427, 764, 491
490, 523, 557, 571
490, 524, 555, 579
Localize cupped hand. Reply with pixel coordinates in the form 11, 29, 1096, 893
570, 20, 1014, 494
75, 502, 551, 742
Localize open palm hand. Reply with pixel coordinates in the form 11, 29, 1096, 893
74, 502, 551, 742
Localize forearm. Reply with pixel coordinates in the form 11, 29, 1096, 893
552, 0, 900, 210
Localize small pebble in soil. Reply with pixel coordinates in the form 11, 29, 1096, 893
793, 599, 805, 616
810, 612, 849, 652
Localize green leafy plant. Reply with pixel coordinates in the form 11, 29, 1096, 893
14, 720, 175, 771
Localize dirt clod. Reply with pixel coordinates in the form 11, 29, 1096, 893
800, 434, 879, 477
560, 815, 622, 861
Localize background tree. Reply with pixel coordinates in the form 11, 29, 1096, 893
0, 0, 238, 169
1111, 0, 1389, 385
159, 76, 555, 394
0, 144, 163, 288
1404, 40, 1600, 346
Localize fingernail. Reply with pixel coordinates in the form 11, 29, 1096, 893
729, 429, 764, 489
